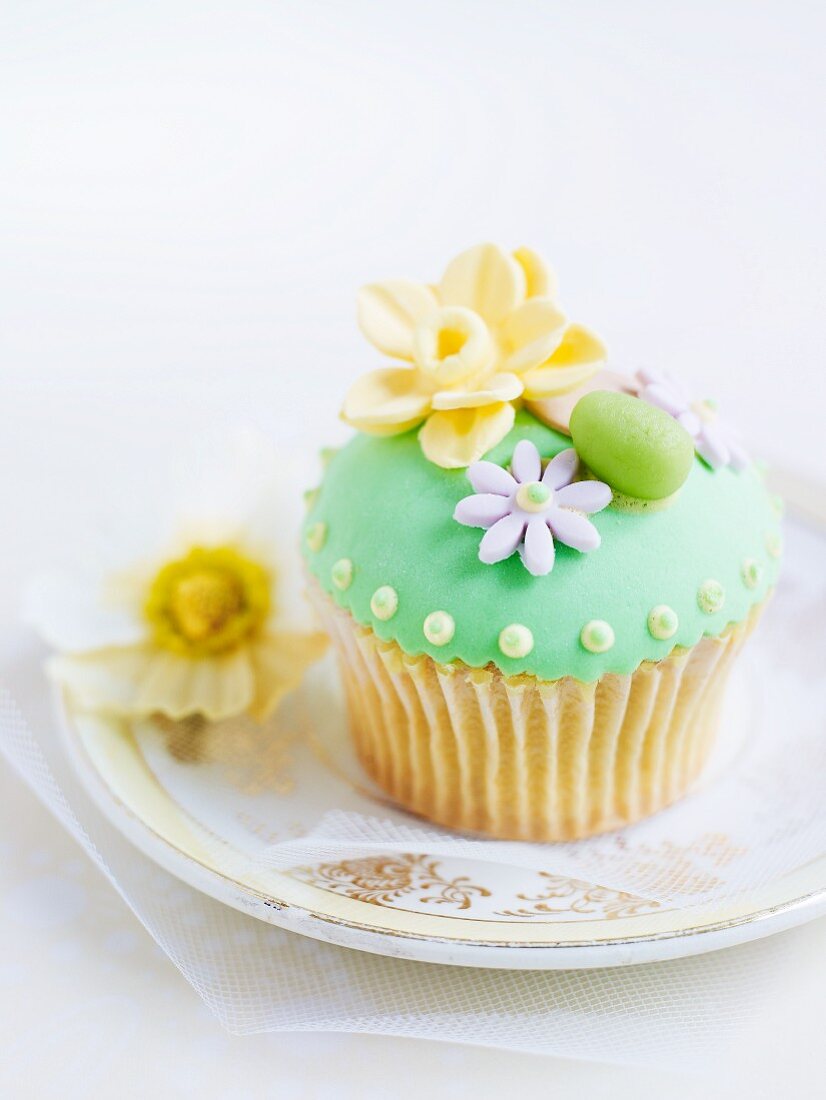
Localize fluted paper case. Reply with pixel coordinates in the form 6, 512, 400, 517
313, 585, 761, 841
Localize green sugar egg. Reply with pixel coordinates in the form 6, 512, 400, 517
569, 391, 694, 500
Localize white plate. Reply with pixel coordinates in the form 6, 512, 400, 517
59, 509, 826, 970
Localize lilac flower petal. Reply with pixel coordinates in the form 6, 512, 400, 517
555, 480, 612, 514
642, 382, 687, 418
479, 513, 526, 564
548, 507, 601, 552
727, 438, 749, 471
635, 367, 663, 387
542, 448, 579, 489
454, 493, 513, 529
695, 424, 729, 470
521, 517, 556, 576
677, 409, 701, 438
511, 439, 541, 484
468, 460, 517, 496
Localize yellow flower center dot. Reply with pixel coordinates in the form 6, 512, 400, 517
145, 546, 270, 657
693, 398, 718, 424
516, 481, 552, 513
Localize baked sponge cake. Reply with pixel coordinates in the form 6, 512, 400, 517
302, 244, 781, 841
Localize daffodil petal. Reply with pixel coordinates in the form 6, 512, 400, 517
419, 403, 516, 469
341, 367, 433, 434
430, 372, 523, 411
247, 630, 328, 720
48, 644, 256, 721
522, 363, 602, 398
25, 570, 145, 653
520, 324, 606, 398
547, 323, 606, 368
527, 368, 636, 435
513, 246, 558, 299
438, 243, 526, 327
357, 280, 439, 360
501, 298, 567, 375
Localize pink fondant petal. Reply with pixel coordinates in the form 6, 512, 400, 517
511, 439, 541, 484
521, 517, 556, 576
695, 424, 729, 469
453, 493, 512, 529
555, 480, 612, 514
542, 448, 579, 489
478, 512, 526, 564
548, 507, 601, 552
468, 460, 517, 496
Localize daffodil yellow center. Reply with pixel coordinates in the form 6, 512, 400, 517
145, 546, 271, 657
436, 326, 468, 360
169, 571, 243, 641
412, 305, 494, 388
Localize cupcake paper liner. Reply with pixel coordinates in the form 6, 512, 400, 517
313, 586, 762, 841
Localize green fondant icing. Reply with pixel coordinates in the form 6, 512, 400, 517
302, 410, 781, 682
570, 391, 694, 500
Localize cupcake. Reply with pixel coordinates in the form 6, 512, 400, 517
302, 244, 781, 841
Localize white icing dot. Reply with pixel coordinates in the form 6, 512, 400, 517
306, 521, 327, 552
331, 558, 353, 590
370, 585, 398, 621
580, 619, 615, 654
498, 624, 534, 659
423, 610, 455, 646
697, 579, 725, 614
647, 604, 679, 641
741, 558, 763, 590
766, 531, 782, 559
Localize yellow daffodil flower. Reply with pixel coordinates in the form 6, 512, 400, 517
27, 438, 327, 723
341, 243, 606, 467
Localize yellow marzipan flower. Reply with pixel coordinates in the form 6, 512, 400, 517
341, 243, 606, 467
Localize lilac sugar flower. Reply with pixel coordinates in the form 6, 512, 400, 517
453, 439, 612, 576
636, 368, 749, 472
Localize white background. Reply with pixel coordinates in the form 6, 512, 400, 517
2, 2, 826, 1096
